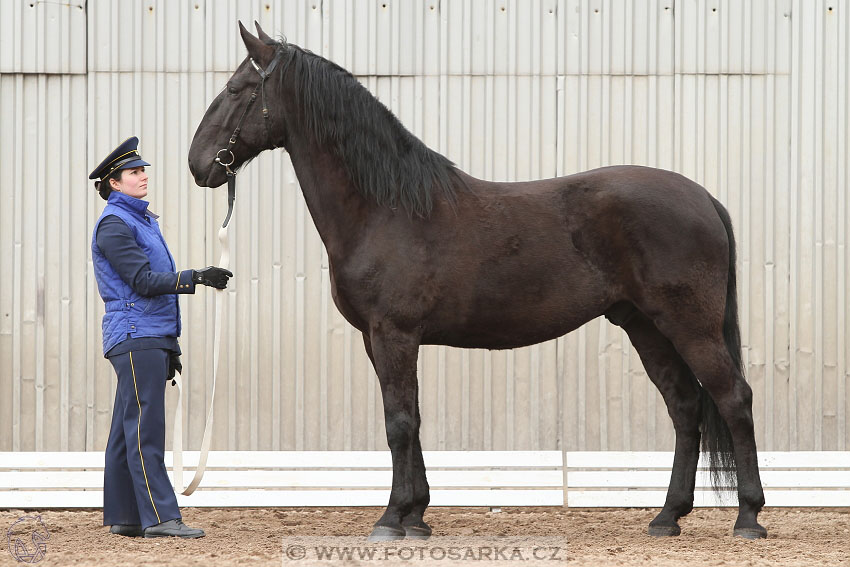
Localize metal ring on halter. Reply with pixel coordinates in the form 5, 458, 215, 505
214, 148, 236, 175
215, 148, 235, 166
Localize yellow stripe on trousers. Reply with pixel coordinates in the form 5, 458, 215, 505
129, 351, 161, 524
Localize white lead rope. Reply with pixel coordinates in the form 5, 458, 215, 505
171, 223, 230, 495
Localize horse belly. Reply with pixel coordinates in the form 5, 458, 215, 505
418, 223, 613, 349
424, 315, 589, 350
423, 281, 610, 350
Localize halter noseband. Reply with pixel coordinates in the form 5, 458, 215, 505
214, 46, 285, 227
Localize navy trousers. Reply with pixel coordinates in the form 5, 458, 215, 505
103, 349, 180, 529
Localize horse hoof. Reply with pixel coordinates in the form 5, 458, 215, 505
647, 524, 681, 537
368, 525, 406, 542
733, 526, 767, 540
404, 525, 432, 540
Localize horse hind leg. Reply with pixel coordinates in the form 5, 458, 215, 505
637, 306, 767, 539
362, 330, 431, 541
607, 303, 702, 536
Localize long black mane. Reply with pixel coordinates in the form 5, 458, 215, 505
272, 39, 462, 217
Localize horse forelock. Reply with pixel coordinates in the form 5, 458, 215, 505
269, 39, 462, 217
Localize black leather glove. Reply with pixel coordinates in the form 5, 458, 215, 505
168, 352, 182, 386
192, 266, 233, 289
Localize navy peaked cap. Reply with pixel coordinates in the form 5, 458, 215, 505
89, 136, 151, 180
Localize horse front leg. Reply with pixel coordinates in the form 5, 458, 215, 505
401, 406, 431, 539
363, 328, 429, 541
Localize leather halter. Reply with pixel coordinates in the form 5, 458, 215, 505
214, 46, 286, 228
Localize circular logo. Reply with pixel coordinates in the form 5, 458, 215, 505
7, 515, 50, 564
285, 545, 306, 560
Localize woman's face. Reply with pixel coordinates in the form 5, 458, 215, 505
109, 166, 149, 198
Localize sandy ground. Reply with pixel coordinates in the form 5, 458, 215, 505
2, 507, 849, 566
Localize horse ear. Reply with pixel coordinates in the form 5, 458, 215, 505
254, 21, 274, 43
239, 20, 272, 62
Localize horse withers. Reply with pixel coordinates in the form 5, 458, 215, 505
187, 21, 766, 541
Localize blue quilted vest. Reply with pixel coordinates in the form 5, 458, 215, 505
92, 191, 181, 355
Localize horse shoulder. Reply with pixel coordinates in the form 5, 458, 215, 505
327, 259, 371, 333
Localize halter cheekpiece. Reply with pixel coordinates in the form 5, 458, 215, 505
215, 46, 286, 228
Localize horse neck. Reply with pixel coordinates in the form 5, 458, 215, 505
284, 133, 374, 259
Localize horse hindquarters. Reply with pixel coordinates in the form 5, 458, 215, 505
631, 196, 766, 538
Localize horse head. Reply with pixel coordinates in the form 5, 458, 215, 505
188, 21, 289, 188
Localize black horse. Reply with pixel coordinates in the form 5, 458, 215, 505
188, 22, 766, 541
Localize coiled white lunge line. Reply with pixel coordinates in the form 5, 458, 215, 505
167, 50, 270, 493
171, 223, 230, 495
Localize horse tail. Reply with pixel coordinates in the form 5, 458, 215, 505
700, 194, 740, 492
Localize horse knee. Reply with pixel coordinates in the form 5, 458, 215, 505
385, 412, 417, 450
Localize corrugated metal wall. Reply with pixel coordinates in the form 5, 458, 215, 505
1, 0, 847, 454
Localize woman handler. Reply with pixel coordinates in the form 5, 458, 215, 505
90, 137, 231, 538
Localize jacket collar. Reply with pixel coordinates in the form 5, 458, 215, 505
107, 190, 159, 219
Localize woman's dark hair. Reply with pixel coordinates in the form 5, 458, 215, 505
95, 169, 125, 201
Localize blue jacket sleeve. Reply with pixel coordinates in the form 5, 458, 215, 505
96, 215, 196, 297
